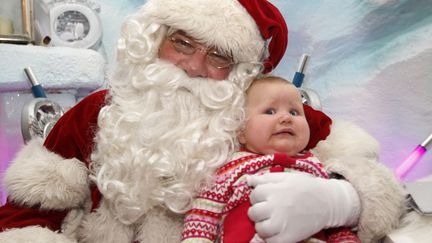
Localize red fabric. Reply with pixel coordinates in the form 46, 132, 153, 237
238, 0, 288, 73
327, 227, 361, 243
43, 89, 108, 163
0, 202, 68, 232
304, 104, 332, 150
0, 90, 108, 232
222, 200, 255, 243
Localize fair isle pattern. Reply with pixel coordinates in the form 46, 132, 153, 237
327, 228, 361, 243
181, 151, 329, 242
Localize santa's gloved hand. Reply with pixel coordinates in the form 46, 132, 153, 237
247, 173, 360, 243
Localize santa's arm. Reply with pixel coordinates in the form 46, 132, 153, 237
0, 130, 89, 242
0, 90, 108, 242
313, 120, 407, 242
3, 139, 90, 211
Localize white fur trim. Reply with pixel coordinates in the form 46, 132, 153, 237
313, 120, 406, 242
313, 120, 380, 161
385, 211, 432, 243
61, 196, 92, 241
136, 207, 183, 242
139, 0, 265, 63
0, 226, 76, 243
3, 138, 90, 209
61, 208, 85, 240
74, 203, 183, 243
76, 199, 134, 243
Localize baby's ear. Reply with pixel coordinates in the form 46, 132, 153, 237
237, 129, 246, 145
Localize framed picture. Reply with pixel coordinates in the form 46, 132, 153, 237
0, 0, 33, 44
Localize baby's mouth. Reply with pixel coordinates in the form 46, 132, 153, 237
274, 128, 294, 136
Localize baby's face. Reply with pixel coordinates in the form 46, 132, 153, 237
239, 80, 310, 155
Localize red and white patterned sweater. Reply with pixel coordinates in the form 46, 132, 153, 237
181, 150, 337, 242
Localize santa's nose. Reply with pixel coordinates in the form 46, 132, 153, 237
181, 52, 208, 78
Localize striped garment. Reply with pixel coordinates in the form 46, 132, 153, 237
181, 150, 360, 242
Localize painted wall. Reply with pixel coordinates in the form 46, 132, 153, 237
98, 0, 432, 181
271, 0, 432, 181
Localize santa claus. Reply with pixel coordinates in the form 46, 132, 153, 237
0, 0, 405, 242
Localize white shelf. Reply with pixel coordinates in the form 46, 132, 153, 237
0, 43, 106, 93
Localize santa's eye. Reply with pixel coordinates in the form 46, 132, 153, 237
170, 34, 195, 55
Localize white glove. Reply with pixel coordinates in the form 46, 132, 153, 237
250, 234, 266, 243
247, 173, 361, 243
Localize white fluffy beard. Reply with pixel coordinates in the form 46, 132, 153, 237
90, 59, 247, 225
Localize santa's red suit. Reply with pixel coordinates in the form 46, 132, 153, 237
0, 0, 406, 242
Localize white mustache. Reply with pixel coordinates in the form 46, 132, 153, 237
132, 59, 238, 110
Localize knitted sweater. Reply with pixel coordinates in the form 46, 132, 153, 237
181, 150, 343, 242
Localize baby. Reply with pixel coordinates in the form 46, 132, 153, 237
181, 76, 359, 243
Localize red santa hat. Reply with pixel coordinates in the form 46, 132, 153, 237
140, 0, 288, 73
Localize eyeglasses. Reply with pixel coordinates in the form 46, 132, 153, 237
169, 32, 235, 69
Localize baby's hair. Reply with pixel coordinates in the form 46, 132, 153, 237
245, 75, 303, 108
246, 74, 294, 95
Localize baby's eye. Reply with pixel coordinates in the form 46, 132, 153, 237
290, 110, 299, 116
264, 108, 276, 115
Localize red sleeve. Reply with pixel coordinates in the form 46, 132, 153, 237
0, 202, 68, 231
0, 90, 108, 232
44, 89, 109, 165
